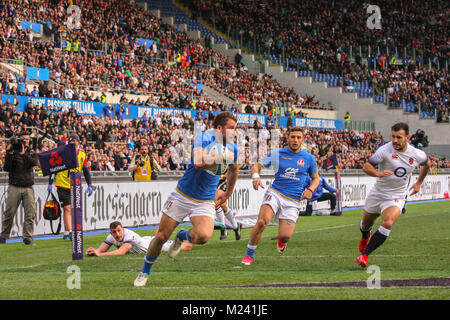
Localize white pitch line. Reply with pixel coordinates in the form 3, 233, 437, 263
125, 253, 446, 261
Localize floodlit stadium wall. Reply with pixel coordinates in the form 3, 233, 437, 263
1, 174, 449, 238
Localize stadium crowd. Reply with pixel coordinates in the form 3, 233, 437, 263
1, 98, 450, 173
0, 0, 328, 111
182, 0, 449, 121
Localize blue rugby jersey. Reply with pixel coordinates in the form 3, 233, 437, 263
259, 147, 317, 201
177, 130, 238, 201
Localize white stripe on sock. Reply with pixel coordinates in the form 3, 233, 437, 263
378, 226, 391, 237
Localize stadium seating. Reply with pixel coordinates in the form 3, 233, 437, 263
178, 0, 448, 123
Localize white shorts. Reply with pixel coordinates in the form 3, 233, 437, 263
364, 191, 405, 214
162, 189, 216, 223
261, 188, 306, 223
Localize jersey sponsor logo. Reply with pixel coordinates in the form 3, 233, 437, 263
392, 154, 399, 159
282, 157, 292, 160
394, 167, 407, 177
280, 168, 301, 181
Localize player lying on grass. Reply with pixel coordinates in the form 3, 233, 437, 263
355, 122, 431, 268
85, 221, 192, 257
241, 126, 320, 265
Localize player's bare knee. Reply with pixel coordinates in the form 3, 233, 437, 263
154, 232, 169, 244
192, 233, 210, 244
381, 220, 395, 230
255, 219, 269, 231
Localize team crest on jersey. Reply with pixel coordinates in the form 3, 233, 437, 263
409, 157, 414, 164
166, 201, 173, 210
392, 154, 399, 159
265, 194, 272, 201
297, 159, 305, 166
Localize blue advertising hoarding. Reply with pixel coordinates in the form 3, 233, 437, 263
1, 94, 343, 130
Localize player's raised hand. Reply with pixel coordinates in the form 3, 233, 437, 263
252, 178, 264, 190
377, 170, 394, 177
409, 182, 421, 196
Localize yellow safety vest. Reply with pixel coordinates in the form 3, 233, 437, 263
65, 41, 71, 51
133, 155, 152, 181
55, 150, 87, 189
73, 42, 80, 52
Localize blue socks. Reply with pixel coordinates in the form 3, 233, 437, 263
142, 254, 158, 275
177, 229, 192, 243
246, 243, 257, 258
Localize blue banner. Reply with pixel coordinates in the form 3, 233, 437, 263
278, 116, 343, 130
21, 21, 42, 34
2, 94, 343, 130
189, 82, 204, 92
137, 38, 154, 50
1, 95, 105, 116
27, 67, 50, 81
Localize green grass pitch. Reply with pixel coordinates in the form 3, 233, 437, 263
0, 201, 449, 300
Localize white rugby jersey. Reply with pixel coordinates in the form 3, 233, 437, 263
104, 228, 151, 254
367, 142, 428, 198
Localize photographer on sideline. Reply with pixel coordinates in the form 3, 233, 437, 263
128, 144, 161, 181
0, 131, 40, 245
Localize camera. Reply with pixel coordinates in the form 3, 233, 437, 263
139, 160, 145, 167
410, 129, 429, 149
9, 136, 25, 152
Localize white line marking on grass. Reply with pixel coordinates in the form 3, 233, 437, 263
125, 253, 445, 261
2, 259, 74, 271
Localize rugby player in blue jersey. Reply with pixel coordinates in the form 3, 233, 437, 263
134, 111, 239, 286
241, 126, 321, 265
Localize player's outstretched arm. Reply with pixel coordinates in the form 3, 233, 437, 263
362, 162, 393, 178
86, 243, 132, 257
409, 159, 431, 196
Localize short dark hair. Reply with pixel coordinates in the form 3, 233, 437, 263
109, 221, 122, 229
287, 126, 304, 135
391, 122, 409, 135
213, 111, 236, 129
19, 131, 30, 137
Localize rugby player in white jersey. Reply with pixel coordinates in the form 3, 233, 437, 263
86, 221, 192, 257
356, 122, 430, 268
